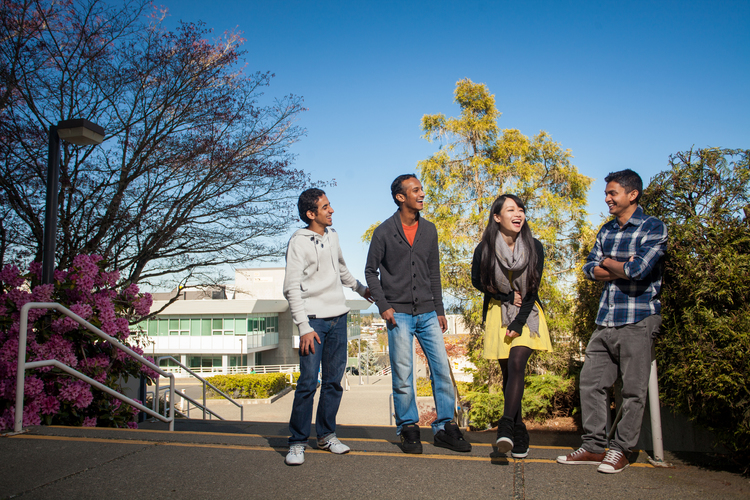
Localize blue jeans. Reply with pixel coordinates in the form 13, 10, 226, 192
288, 313, 348, 445
388, 311, 455, 435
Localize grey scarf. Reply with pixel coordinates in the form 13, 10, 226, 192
493, 235, 540, 337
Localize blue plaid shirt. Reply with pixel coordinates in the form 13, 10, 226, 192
583, 206, 668, 327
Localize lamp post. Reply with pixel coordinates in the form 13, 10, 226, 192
238, 337, 244, 373
42, 119, 105, 284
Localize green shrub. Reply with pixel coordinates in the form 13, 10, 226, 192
463, 392, 505, 430
416, 377, 433, 397
522, 374, 575, 422
452, 374, 576, 430
205, 373, 292, 399
415, 378, 474, 397
456, 381, 473, 395
639, 148, 750, 463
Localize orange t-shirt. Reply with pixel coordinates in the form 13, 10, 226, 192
403, 222, 418, 246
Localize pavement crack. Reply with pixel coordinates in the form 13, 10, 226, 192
513, 460, 525, 500
4, 443, 157, 499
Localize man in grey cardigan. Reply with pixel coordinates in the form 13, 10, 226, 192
283, 188, 372, 465
365, 174, 471, 454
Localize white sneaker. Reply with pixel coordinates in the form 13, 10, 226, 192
285, 444, 306, 465
317, 434, 350, 454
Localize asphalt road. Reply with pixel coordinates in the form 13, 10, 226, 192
3, 375, 747, 499
2, 422, 748, 500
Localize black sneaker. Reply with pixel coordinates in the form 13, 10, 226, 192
434, 421, 472, 452
400, 424, 423, 454
496, 416, 514, 453
511, 421, 529, 458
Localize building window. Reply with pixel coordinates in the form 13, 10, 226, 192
228, 355, 247, 367
143, 315, 270, 338
248, 315, 278, 333
188, 356, 222, 370
159, 355, 181, 368
247, 314, 279, 348
212, 318, 234, 335
169, 318, 190, 336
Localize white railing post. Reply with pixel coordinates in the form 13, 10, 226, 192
14, 303, 33, 432
648, 353, 665, 463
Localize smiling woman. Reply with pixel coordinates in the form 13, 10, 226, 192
471, 193, 552, 458
495, 197, 527, 235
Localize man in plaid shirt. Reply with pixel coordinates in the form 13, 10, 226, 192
558, 169, 667, 474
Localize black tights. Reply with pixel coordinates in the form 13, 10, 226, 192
498, 346, 533, 424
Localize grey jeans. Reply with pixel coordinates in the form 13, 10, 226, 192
579, 314, 662, 454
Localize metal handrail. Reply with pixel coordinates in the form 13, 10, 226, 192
159, 364, 300, 376
163, 386, 225, 420
155, 356, 243, 421
15, 302, 175, 433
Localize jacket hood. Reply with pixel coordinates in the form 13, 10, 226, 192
289, 227, 335, 271
291, 227, 330, 239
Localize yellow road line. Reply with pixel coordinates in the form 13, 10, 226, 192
43, 426, 572, 450
8, 434, 653, 467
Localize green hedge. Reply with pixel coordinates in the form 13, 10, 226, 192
639, 148, 750, 463
416, 378, 472, 397
463, 374, 575, 430
205, 373, 299, 399
416, 374, 574, 429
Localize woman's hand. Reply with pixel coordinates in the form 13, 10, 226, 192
505, 329, 520, 339
513, 291, 522, 307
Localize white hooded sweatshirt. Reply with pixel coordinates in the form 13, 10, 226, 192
283, 227, 367, 336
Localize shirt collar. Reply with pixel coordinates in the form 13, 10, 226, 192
608, 205, 645, 230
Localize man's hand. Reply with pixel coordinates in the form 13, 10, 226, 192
299, 331, 321, 355
592, 266, 617, 281
512, 291, 522, 307
439, 315, 448, 333
363, 287, 375, 303
382, 308, 397, 327
600, 256, 633, 280
592, 256, 633, 281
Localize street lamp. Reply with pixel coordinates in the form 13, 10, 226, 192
238, 337, 244, 374
42, 119, 105, 284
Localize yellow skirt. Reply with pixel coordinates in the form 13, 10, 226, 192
484, 298, 553, 360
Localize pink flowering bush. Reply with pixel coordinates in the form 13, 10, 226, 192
0, 256, 157, 431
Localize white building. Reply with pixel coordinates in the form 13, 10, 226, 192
138, 268, 371, 376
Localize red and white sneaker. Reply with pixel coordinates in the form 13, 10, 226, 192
598, 449, 630, 473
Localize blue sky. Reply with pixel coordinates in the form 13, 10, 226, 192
159, 0, 749, 300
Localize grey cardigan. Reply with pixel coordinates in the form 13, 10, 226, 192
365, 211, 445, 317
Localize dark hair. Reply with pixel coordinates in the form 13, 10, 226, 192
391, 174, 417, 206
298, 188, 326, 224
605, 169, 643, 203
479, 194, 541, 294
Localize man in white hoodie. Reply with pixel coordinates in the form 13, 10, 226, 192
282, 188, 372, 466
